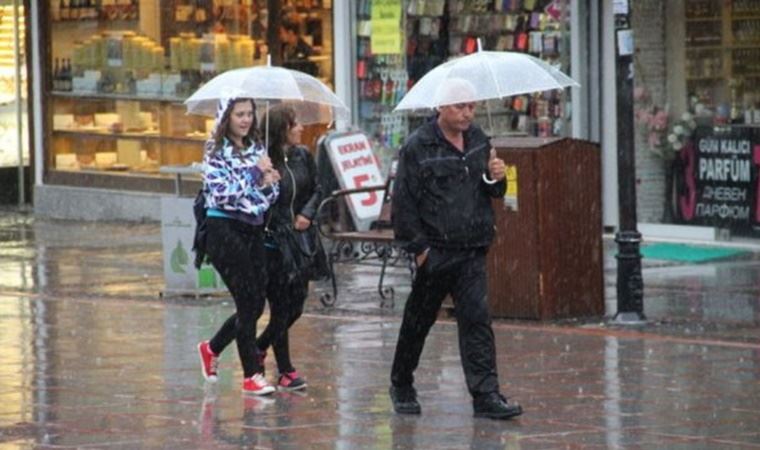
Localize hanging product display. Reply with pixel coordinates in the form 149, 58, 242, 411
354, 0, 573, 158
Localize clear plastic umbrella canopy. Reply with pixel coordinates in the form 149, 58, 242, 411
184, 62, 349, 125
394, 43, 579, 111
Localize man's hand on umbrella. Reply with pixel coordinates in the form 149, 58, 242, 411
488, 148, 506, 181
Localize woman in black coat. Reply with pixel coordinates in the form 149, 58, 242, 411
257, 103, 323, 390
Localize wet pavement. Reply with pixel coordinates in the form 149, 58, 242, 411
1, 210, 760, 448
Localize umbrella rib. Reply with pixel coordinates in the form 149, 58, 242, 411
482, 53, 504, 101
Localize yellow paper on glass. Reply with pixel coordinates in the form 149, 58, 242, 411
371, 0, 402, 54
503, 165, 518, 211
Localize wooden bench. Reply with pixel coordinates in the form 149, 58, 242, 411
315, 165, 413, 308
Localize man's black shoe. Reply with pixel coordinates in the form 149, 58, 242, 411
473, 393, 522, 420
389, 385, 421, 414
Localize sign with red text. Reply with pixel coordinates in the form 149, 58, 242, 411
325, 131, 385, 230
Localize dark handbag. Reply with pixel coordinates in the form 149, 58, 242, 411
192, 189, 208, 269
273, 225, 330, 282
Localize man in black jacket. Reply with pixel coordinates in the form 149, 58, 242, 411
389, 78, 523, 420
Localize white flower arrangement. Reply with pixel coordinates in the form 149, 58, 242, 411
666, 112, 698, 154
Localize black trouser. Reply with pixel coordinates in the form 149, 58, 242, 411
209, 244, 308, 375
390, 247, 500, 398
205, 218, 268, 378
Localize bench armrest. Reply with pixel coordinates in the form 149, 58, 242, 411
328, 184, 386, 197
316, 184, 389, 239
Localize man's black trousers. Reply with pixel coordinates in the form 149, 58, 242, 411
391, 247, 500, 397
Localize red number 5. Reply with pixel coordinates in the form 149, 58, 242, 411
353, 174, 377, 206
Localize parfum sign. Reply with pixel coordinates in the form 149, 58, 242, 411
677, 126, 760, 230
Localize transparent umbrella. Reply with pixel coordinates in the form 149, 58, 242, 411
184, 57, 349, 131
394, 40, 579, 118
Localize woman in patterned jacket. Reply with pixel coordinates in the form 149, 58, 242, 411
196, 93, 281, 396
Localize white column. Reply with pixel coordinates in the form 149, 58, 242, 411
602, 0, 619, 228
30, 0, 44, 187
570, 0, 587, 139
332, 0, 352, 131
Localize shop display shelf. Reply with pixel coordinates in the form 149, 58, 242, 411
685, 45, 723, 50
730, 41, 760, 48
53, 128, 205, 144
51, 90, 186, 104
686, 17, 721, 22
686, 76, 723, 82
57, 167, 166, 176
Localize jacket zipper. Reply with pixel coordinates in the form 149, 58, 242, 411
264, 154, 297, 232
285, 154, 297, 225
264, 154, 295, 233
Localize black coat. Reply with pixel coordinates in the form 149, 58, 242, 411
392, 118, 506, 255
266, 145, 322, 231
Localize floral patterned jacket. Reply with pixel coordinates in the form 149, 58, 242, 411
202, 137, 279, 224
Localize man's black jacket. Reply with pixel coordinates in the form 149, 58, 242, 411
392, 119, 506, 255
266, 146, 322, 230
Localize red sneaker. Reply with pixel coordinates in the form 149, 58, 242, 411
242, 373, 275, 396
197, 341, 218, 382
277, 371, 307, 391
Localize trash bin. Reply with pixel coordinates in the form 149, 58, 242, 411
487, 137, 604, 320
159, 164, 226, 297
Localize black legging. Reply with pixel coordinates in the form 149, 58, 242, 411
258, 247, 308, 373
205, 218, 268, 378
209, 244, 308, 375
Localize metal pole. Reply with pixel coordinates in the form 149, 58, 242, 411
13, 0, 25, 206
613, 1, 645, 323
267, 0, 282, 66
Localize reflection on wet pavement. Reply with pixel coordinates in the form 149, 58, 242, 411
0, 292, 759, 448
0, 212, 759, 447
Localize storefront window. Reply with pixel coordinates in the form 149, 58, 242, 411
0, 1, 28, 170
680, 0, 760, 234
354, 0, 573, 172
47, 0, 333, 182
635, 0, 760, 235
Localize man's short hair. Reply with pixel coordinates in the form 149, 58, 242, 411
434, 77, 478, 108
280, 18, 300, 35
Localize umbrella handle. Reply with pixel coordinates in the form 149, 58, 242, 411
482, 173, 499, 185
265, 100, 269, 152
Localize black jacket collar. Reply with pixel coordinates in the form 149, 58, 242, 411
415, 115, 489, 153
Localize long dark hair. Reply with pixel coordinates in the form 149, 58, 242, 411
261, 103, 297, 167
210, 98, 261, 153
